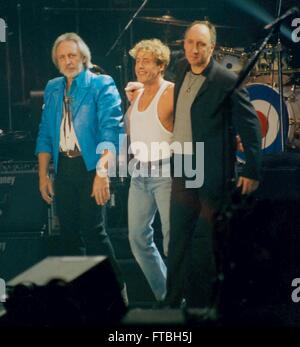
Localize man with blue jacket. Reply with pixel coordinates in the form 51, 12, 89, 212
36, 33, 124, 277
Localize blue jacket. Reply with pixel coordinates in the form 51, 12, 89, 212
35, 69, 124, 172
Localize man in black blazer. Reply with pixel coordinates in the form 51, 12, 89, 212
165, 21, 262, 309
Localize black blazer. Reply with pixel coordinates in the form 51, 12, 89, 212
174, 58, 262, 204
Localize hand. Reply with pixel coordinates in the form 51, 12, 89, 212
236, 135, 244, 152
236, 176, 259, 195
125, 81, 143, 103
39, 175, 54, 204
91, 175, 110, 206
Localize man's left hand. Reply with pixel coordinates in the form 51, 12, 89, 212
236, 176, 259, 195
91, 175, 110, 205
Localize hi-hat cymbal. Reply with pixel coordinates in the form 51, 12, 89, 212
136, 15, 190, 27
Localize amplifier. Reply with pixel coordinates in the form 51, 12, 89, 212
0, 161, 48, 234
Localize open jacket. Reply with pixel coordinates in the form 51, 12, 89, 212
36, 69, 124, 172
174, 58, 262, 204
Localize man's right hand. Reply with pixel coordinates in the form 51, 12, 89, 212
39, 175, 54, 204
125, 81, 143, 103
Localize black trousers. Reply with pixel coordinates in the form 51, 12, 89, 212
165, 177, 218, 308
54, 155, 123, 287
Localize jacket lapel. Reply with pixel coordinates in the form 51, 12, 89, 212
174, 59, 216, 116
193, 58, 216, 101
52, 82, 64, 130
72, 70, 92, 119
174, 61, 189, 118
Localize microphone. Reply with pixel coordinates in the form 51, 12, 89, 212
264, 7, 299, 30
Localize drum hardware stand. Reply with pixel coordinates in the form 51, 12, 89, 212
209, 5, 299, 321
17, 4, 26, 104
275, 0, 285, 152
105, 0, 148, 109
3, 18, 13, 131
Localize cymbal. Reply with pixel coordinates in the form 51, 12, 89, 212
168, 39, 184, 46
136, 15, 190, 27
137, 16, 237, 29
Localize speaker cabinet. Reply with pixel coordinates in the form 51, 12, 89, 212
0, 161, 48, 234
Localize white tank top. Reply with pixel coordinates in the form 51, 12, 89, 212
130, 80, 173, 162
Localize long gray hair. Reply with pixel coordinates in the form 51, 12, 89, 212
51, 32, 93, 69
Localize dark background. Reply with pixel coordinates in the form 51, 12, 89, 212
0, 0, 299, 137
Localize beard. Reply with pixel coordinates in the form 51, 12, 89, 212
60, 61, 84, 79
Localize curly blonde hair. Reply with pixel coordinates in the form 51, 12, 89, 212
129, 39, 170, 72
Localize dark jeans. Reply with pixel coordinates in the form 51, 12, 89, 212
54, 155, 123, 287
165, 177, 217, 308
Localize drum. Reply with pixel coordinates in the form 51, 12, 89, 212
285, 85, 300, 149
237, 84, 288, 162
249, 45, 293, 85
215, 47, 247, 74
246, 83, 289, 153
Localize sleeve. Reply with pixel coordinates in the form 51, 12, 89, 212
231, 87, 262, 180
35, 82, 53, 155
96, 75, 124, 155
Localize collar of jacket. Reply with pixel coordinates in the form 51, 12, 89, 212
63, 68, 92, 91
174, 58, 216, 115
52, 69, 93, 121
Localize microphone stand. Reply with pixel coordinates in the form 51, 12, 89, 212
275, 0, 286, 152
105, 0, 148, 58
105, 0, 148, 108
4, 19, 13, 131
210, 14, 288, 320
17, 3, 26, 104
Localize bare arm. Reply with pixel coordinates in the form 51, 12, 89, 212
157, 83, 174, 132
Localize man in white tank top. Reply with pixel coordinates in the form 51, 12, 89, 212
126, 39, 174, 302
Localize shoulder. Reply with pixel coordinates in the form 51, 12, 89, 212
90, 72, 115, 87
89, 72, 121, 100
43, 76, 64, 100
161, 81, 174, 100
45, 76, 64, 90
211, 60, 237, 87
158, 81, 174, 111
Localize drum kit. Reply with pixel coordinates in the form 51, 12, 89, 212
213, 44, 300, 153
137, 14, 300, 154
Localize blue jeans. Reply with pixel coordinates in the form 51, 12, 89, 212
128, 174, 171, 301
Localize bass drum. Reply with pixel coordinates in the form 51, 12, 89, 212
246, 83, 288, 153
237, 83, 289, 162
285, 85, 300, 149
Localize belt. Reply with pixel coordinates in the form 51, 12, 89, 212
60, 149, 82, 158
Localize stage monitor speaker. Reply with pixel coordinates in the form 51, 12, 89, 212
0, 161, 48, 234
2, 256, 127, 327
216, 153, 300, 325
255, 152, 300, 201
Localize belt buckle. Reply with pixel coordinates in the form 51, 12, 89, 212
66, 150, 76, 158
